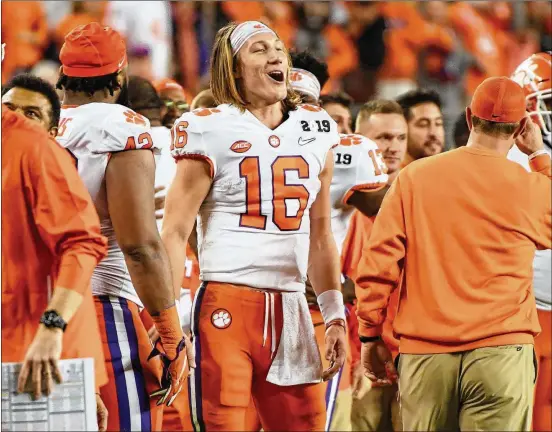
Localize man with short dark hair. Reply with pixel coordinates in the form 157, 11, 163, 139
357, 76, 551, 431
356, 100, 407, 183
320, 93, 354, 135
2, 73, 61, 137
396, 88, 445, 165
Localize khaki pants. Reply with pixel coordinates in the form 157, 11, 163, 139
351, 383, 401, 431
330, 388, 353, 431
398, 344, 536, 432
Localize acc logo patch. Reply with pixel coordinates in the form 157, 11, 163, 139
230, 140, 252, 153
268, 135, 280, 148
211, 309, 232, 329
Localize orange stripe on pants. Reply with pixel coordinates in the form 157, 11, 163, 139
189, 282, 326, 431
534, 309, 552, 432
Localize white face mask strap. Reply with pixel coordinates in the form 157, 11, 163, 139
290, 68, 321, 102
230, 21, 276, 55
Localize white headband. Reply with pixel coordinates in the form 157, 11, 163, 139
230, 21, 276, 55
290, 68, 321, 102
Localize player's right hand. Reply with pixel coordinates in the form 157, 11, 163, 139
17, 325, 63, 400
148, 334, 195, 406
361, 339, 397, 387
515, 113, 545, 156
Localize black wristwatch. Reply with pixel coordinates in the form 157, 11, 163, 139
40, 310, 67, 332
359, 335, 381, 343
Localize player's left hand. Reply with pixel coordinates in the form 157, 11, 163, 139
17, 325, 63, 400
96, 393, 108, 432
322, 321, 347, 381
148, 334, 195, 407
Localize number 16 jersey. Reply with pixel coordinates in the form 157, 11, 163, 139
171, 104, 339, 292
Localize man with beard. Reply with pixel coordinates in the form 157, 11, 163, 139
55, 23, 193, 432
396, 88, 445, 165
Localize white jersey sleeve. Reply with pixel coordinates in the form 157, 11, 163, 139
95, 109, 155, 154
170, 108, 219, 178
331, 134, 388, 208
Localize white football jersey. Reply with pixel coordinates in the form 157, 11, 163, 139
171, 104, 339, 292
57, 103, 159, 307
330, 134, 388, 255
507, 143, 552, 311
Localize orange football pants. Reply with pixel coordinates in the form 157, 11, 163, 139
95, 295, 164, 432
534, 309, 552, 432
188, 282, 326, 431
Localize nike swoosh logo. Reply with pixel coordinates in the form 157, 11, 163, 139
298, 137, 316, 146
118, 56, 126, 68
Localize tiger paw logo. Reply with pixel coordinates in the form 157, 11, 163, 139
268, 135, 280, 148
123, 110, 147, 126
299, 104, 323, 112
211, 309, 232, 329
340, 135, 364, 146
193, 108, 221, 117
289, 71, 303, 82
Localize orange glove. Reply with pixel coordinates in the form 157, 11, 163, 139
148, 305, 195, 406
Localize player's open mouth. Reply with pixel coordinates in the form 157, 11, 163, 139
267, 71, 285, 83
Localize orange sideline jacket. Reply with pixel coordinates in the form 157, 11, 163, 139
356, 147, 552, 354
1, 108, 109, 389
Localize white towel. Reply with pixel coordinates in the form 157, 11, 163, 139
266, 292, 323, 386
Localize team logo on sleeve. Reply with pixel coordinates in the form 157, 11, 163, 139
268, 135, 280, 148
211, 309, 232, 329
123, 110, 147, 126
193, 108, 221, 116
230, 140, 252, 153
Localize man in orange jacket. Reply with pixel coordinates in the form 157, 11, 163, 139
356, 77, 551, 431
2, 107, 109, 430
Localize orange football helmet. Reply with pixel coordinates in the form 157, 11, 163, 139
511, 52, 551, 135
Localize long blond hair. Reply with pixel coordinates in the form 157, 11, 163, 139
210, 22, 301, 112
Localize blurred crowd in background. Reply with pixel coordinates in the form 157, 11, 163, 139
2, 0, 551, 149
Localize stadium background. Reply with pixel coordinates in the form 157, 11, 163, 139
1, 0, 551, 150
